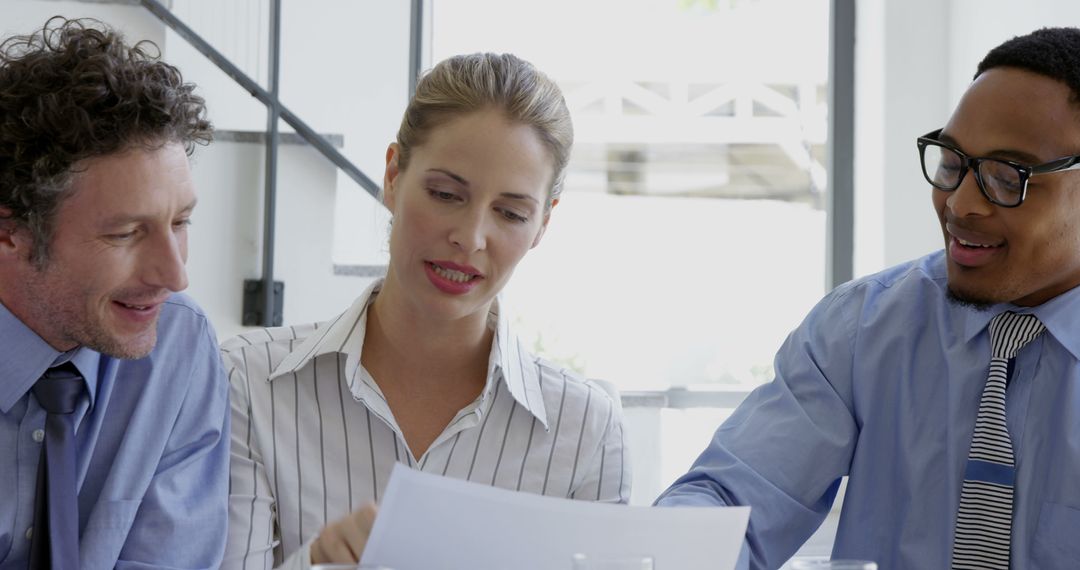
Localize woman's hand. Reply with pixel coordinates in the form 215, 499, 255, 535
310, 503, 379, 564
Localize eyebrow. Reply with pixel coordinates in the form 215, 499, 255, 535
938, 131, 1044, 164
500, 192, 540, 204
99, 198, 198, 228
427, 168, 540, 204
428, 168, 469, 186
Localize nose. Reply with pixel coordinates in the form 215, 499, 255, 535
144, 230, 189, 292
448, 208, 488, 252
944, 168, 994, 218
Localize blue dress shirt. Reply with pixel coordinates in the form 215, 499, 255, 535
0, 294, 229, 570
656, 251, 1080, 570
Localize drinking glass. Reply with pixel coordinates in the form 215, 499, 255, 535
571, 553, 655, 570
789, 558, 877, 570
311, 565, 395, 570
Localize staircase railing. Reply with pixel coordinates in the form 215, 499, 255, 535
138, 0, 416, 325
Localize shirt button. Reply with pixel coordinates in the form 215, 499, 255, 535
25, 527, 32, 540
32, 429, 45, 443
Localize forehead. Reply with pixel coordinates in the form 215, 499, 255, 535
61, 143, 195, 222
943, 67, 1080, 160
413, 110, 554, 195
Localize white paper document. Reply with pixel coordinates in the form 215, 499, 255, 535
361, 464, 750, 570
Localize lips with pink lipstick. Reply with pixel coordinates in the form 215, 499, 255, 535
946, 223, 1004, 268
424, 260, 483, 294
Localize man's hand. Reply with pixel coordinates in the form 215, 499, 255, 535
310, 503, 379, 564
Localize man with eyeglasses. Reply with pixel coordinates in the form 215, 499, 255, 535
656, 27, 1080, 570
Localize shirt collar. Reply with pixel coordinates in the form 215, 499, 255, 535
268, 279, 381, 381
0, 299, 99, 413
960, 283, 1080, 360
268, 279, 549, 428
489, 296, 549, 429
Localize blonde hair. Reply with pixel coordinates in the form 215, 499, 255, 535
395, 53, 573, 209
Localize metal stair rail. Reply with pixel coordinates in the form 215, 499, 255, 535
138, 0, 421, 326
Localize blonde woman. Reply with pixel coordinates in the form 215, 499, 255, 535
223, 53, 630, 569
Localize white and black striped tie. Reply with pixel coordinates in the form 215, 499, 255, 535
951, 311, 1045, 570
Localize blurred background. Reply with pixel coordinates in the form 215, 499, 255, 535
5, 0, 1079, 561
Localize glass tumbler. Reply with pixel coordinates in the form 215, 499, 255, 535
571, 553, 655, 570
789, 558, 877, 570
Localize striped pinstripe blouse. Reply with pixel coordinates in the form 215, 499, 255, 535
222, 280, 630, 570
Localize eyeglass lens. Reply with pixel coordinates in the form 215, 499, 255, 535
922, 144, 1024, 205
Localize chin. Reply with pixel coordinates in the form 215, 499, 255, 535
945, 288, 995, 311
85, 330, 158, 360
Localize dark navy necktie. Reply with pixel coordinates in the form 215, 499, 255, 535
28, 363, 85, 570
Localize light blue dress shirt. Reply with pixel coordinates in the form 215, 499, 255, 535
0, 294, 229, 570
656, 251, 1080, 570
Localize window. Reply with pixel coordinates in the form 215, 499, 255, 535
431, 0, 831, 507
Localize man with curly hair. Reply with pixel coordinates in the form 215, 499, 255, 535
0, 17, 227, 569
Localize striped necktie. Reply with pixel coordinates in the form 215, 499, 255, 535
951, 311, 1045, 570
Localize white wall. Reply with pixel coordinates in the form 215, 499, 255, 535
854, 0, 950, 274
948, 1, 1080, 106
165, 0, 412, 337
3, 1, 162, 45
183, 140, 382, 341
165, 0, 405, 268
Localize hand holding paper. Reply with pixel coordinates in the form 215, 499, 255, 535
311, 503, 379, 565
361, 464, 749, 570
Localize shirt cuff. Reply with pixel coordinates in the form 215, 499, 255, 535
279, 536, 317, 570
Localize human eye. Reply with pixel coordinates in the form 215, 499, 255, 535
427, 188, 461, 202
173, 218, 192, 231
104, 229, 138, 242
497, 207, 529, 223
994, 179, 1024, 200
998, 176, 1023, 193
981, 161, 1025, 200
939, 152, 963, 172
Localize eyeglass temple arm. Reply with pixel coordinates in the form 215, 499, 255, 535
1032, 155, 1080, 174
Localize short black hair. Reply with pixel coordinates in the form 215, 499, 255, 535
976, 27, 1080, 105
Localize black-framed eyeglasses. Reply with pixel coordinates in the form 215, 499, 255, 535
916, 128, 1080, 207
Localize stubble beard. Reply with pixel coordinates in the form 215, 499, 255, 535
78, 319, 157, 360
24, 270, 158, 360
945, 287, 995, 312
43, 296, 158, 360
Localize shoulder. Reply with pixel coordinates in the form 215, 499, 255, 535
855, 250, 946, 293
158, 292, 215, 343
815, 251, 947, 317
220, 322, 319, 354
770, 252, 950, 364
533, 355, 621, 430
220, 321, 321, 382
146, 293, 220, 376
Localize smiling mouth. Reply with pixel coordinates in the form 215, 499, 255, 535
112, 297, 167, 313
428, 262, 481, 283
116, 302, 153, 310
955, 237, 1000, 248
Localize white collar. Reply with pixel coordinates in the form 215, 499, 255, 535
268, 279, 549, 428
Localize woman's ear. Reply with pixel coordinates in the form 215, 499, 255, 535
383, 143, 401, 213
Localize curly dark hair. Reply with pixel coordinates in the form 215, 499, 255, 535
976, 27, 1080, 106
0, 16, 212, 265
